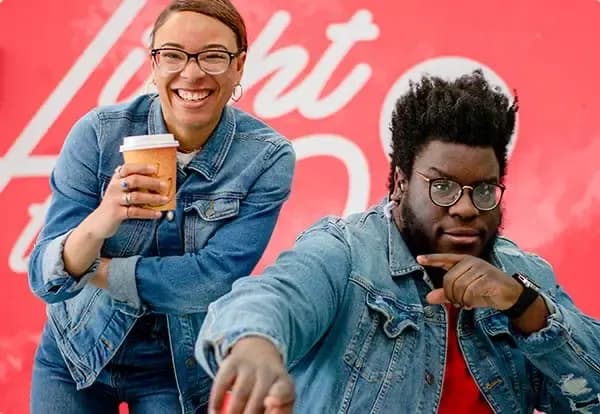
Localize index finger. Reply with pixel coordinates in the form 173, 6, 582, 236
210, 364, 236, 413
119, 163, 158, 177
416, 253, 466, 270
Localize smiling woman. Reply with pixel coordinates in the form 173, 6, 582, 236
27, 1, 295, 413
149, 5, 247, 152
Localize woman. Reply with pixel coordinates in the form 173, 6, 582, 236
28, 1, 295, 412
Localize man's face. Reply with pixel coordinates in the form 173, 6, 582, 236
394, 140, 503, 258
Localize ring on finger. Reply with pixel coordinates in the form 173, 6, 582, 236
123, 192, 132, 206
126, 206, 131, 218
120, 179, 129, 190
114, 165, 123, 178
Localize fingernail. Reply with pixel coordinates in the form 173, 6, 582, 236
160, 196, 169, 203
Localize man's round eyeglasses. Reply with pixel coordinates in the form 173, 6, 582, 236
150, 48, 243, 75
416, 171, 505, 211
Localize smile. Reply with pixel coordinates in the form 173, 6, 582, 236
174, 89, 213, 102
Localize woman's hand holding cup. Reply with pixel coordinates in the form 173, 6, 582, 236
92, 163, 167, 239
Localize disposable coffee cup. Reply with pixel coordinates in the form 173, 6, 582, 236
119, 134, 179, 211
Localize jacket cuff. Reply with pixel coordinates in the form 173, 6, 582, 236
196, 328, 287, 377
107, 256, 142, 309
512, 294, 570, 355
42, 231, 99, 293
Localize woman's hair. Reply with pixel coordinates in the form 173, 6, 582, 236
149, 0, 248, 51
388, 69, 518, 192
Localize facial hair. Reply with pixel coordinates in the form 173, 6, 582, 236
399, 198, 503, 288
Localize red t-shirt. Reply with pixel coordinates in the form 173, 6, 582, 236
438, 306, 493, 413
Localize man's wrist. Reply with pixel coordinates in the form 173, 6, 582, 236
502, 273, 541, 319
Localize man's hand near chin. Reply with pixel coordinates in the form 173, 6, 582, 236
417, 254, 549, 335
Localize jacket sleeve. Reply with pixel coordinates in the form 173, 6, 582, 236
510, 255, 600, 413
106, 141, 296, 314
27, 112, 103, 303
194, 218, 352, 377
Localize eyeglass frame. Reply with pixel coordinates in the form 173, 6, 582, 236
150, 47, 245, 75
415, 171, 505, 211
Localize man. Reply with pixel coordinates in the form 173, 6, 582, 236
196, 70, 600, 413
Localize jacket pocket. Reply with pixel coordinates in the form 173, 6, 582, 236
343, 292, 421, 383
183, 197, 240, 252
48, 287, 103, 335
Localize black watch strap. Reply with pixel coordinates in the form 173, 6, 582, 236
501, 273, 540, 319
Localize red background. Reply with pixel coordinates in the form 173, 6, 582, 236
1, 1, 599, 411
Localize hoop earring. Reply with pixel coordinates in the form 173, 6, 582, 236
231, 83, 243, 102
144, 78, 156, 95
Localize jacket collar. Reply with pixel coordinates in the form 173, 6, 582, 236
148, 96, 236, 181
383, 200, 425, 278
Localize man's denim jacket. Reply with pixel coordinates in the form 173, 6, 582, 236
28, 94, 295, 413
197, 202, 600, 413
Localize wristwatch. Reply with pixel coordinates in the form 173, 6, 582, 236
501, 272, 541, 319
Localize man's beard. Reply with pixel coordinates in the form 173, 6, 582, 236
400, 201, 502, 288
400, 200, 502, 285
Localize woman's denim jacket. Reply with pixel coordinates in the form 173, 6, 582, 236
197, 202, 600, 413
28, 94, 295, 413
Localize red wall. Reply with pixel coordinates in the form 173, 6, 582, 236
1, 0, 599, 410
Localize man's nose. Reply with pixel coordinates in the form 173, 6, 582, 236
449, 188, 479, 219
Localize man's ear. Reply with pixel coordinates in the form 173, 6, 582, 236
390, 167, 407, 201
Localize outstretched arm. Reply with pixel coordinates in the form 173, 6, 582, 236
196, 219, 352, 414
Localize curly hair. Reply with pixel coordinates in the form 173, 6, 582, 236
388, 69, 518, 193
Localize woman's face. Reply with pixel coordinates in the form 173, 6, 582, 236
151, 11, 245, 141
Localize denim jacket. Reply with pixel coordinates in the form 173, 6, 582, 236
28, 94, 295, 413
197, 201, 600, 413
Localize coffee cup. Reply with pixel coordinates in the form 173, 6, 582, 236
119, 134, 179, 211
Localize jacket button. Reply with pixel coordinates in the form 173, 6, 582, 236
425, 371, 434, 385
185, 358, 196, 368
166, 211, 175, 221
423, 306, 435, 318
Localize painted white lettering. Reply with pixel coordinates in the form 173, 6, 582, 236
246, 10, 379, 119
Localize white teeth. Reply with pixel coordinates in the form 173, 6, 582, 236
177, 89, 210, 101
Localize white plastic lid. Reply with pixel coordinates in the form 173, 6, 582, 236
120, 134, 179, 152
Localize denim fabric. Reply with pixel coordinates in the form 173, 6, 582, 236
197, 200, 600, 414
28, 94, 295, 413
31, 317, 184, 414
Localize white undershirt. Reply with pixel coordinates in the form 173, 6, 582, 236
176, 149, 200, 168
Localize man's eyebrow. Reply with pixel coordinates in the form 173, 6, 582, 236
427, 167, 498, 184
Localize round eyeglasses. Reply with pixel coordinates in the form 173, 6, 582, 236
150, 47, 243, 75
416, 171, 505, 211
